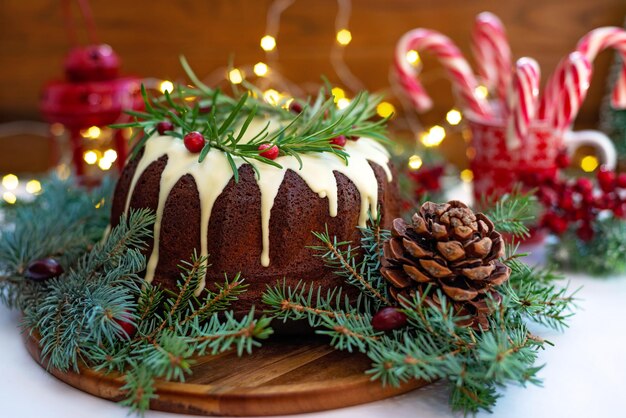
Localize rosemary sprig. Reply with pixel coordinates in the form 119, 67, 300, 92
112, 57, 389, 180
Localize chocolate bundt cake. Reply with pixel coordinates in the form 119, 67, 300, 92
111, 118, 400, 314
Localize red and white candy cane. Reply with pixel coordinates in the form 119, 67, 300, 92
576, 27, 626, 108
507, 57, 540, 149
471, 12, 512, 103
394, 28, 493, 117
550, 52, 592, 132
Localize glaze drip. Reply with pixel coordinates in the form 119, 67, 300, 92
123, 119, 392, 293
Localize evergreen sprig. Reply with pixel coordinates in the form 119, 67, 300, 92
262, 202, 576, 415
0, 178, 273, 414
112, 56, 389, 181
482, 188, 538, 239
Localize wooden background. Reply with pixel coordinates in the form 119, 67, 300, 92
0, 0, 625, 171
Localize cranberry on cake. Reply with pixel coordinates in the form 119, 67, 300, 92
111, 81, 400, 314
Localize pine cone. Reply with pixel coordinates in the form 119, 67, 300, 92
380, 201, 510, 330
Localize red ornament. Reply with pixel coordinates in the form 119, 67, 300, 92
25, 258, 64, 282
157, 121, 174, 135
184, 131, 205, 153
371, 307, 408, 331
258, 143, 279, 160
64, 44, 120, 82
330, 135, 347, 147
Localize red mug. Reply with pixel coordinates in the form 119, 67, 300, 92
466, 112, 617, 200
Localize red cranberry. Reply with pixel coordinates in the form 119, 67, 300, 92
258, 143, 279, 160
289, 101, 303, 114
576, 224, 594, 242
371, 307, 408, 331
597, 166, 616, 193
617, 173, 626, 189
199, 104, 212, 114
575, 177, 594, 195
555, 151, 571, 169
560, 191, 574, 210
157, 121, 174, 135
537, 186, 558, 206
114, 311, 136, 339
183, 131, 206, 153
330, 135, 347, 147
25, 258, 64, 282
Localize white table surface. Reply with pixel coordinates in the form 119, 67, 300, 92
2, 251, 626, 418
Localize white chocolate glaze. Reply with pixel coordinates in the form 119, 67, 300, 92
123, 118, 392, 293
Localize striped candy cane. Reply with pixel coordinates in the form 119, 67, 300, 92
550, 52, 592, 132
576, 27, 626, 108
472, 12, 512, 103
395, 28, 493, 117
507, 57, 540, 149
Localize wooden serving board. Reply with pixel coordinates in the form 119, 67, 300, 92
25, 334, 428, 416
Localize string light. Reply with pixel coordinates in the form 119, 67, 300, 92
336, 97, 351, 109
406, 50, 421, 66
159, 80, 174, 94
25, 180, 42, 194
408, 155, 423, 170
263, 89, 282, 105
446, 109, 462, 125
474, 85, 489, 99
260, 35, 277, 51
81, 126, 101, 139
2, 191, 16, 204
376, 102, 395, 118
228, 68, 244, 84
253, 62, 269, 77
336, 29, 352, 46
103, 149, 118, 162
581, 155, 599, 172
98, 158, 113, 170
331, 87, 346, 103
460, 169, 474, 183
420, 125, 446, 147
50, 123, 65, 136
2, 174, 18, 190
84, 150, 98, 165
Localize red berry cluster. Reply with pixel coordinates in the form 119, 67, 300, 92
529, 166, 626, 241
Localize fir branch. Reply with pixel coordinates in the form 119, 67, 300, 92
482, 188, 538, 238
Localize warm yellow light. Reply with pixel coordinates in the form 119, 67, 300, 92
282, 98, 294, 110
228, 68, 244, 84
94, 198, 105, 209
2, 191, 16, 204
2, 174, 18, 190
103, 149, 118, 163
421, 125, 446, 147
446, 109, 462, 126
260, 35, 277, 51
253, 62, 269, 77
25, 180, 42, 194
581, 155, 599, 173
336, 97, 351, 109
84, 150, 98, 165
331, 87, 346, 103
263, 89, 281, 106
460, 169, 474, 183
406, 50, 420, 66
98, 158, 113, 171
408, 155, 423, 170
376, 102, 395, 118
474, 85, 489, 99
56, 164, 70, 180
81, 125, 101, 139
336, 29, 352, 46
159, 80, 174, 94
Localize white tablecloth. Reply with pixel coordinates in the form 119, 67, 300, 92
2, 257, 626, 418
